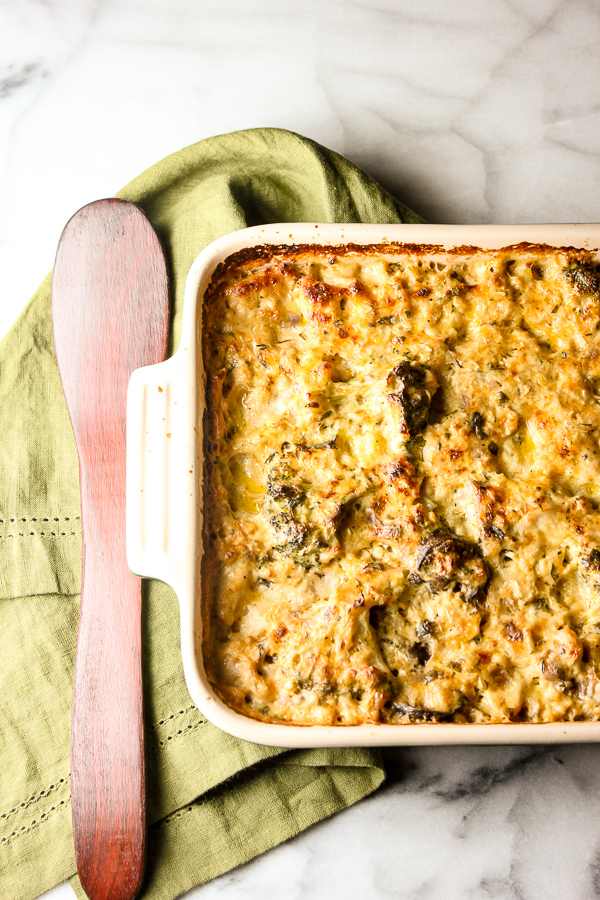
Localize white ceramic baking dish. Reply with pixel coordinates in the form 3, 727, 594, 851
127, 222, 600, 747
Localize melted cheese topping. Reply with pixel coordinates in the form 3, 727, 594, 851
202, 243, 600, 726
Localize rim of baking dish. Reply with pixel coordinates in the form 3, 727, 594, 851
128, 222, 600, 747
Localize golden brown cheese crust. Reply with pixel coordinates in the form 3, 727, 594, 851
202, 241, 600, 726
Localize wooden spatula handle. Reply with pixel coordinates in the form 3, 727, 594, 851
52, 199, 169, 900
71, 477, 145, 900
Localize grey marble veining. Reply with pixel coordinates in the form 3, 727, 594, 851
6, 1, 600, 898
191, 743, 600, 900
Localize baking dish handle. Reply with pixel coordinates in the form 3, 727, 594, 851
126, 352, 198, 596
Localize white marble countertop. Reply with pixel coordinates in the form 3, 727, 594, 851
5, 1, 600, 898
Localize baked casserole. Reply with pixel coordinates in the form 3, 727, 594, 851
202, 240, 600, 727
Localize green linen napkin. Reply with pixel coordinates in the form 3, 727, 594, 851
0, 128, 422, 900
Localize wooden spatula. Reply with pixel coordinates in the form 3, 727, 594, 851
52, 199, 169, 900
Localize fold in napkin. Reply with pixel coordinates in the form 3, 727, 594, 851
0, 128, 422, 900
